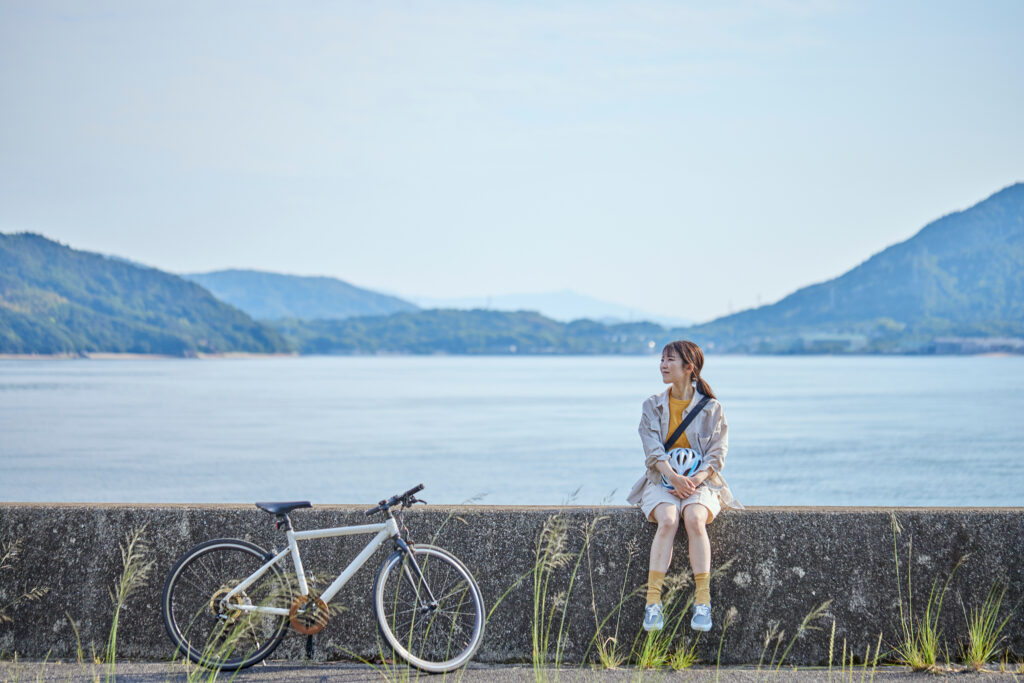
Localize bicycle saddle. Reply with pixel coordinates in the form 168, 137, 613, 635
255, 501, 312, 515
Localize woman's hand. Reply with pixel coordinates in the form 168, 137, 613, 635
668, 472, 696, 498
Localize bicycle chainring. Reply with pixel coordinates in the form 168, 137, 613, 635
289, 594, 329, 635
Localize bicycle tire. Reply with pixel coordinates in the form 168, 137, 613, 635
372, 544, 486, 673
161, 538, 291, 671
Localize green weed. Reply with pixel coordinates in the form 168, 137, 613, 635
889, 514, 964, 671
667, 634, 700, 671
961, 582, 1013, 671
631, 571, 695, 670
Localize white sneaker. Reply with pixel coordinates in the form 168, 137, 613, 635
643, 602, 664, 632
691, 603, 712, 631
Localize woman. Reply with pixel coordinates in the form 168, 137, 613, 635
626, 340, 741, 633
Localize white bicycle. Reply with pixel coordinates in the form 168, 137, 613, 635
160, 484, 485, 673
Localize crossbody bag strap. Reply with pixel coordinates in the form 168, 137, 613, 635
663, 395, 711, 451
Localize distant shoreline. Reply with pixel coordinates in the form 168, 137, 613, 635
0, 351, 1021, 360
0, 352, 299, 360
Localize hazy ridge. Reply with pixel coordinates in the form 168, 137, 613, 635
184, 269, 418, 320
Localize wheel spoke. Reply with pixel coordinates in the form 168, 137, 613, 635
163, 541, 290, 672
375, 546, 484, 672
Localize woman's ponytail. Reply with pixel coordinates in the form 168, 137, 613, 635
664, 339, 717, 400
694, 375, 716, 400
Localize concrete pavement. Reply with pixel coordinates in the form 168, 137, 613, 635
1, 660, 1021, 682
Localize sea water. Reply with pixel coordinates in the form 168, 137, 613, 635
1, 355, 1022, 507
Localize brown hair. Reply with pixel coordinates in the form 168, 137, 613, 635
662, 340, 716, 400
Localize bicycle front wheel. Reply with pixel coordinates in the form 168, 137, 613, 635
373, 544, 486, 672
161, 538, 291, 671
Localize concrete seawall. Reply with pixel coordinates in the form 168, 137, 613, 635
1, 504, 1021, 666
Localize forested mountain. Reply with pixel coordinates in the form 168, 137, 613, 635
273, 310, 666, 355
0, 234, 288, 355
184, 269, 418, 320
3, 184, 1020, 356
689, 183, 1024, 352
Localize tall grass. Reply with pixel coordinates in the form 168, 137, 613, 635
889, 514, 964, 672
103, 526, 155, 682
531, 513, 604, 682
713, 606, 737, 683
530, 511, 687, 679
631, 559, 742, 673
0, 539, 50, 683
583, 536, 641, 669
826, 627, 882, 683
60, 528, 156, 683
531, 514, 570, 681
748, 599, 830, 679
758, 620, 785, 674
631, 571, 694, 670
770, 600, 831, 672
961, 582, 1013, 670
0, 540, 49, 626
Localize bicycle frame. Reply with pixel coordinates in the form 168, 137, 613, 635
223, 515, 401, 616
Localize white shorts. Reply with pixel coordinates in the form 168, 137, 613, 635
640, 478, 721, 524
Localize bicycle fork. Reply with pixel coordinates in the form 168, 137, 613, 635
395, 538, 439, 613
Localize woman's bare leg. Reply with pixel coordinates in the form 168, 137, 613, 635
683, 502, 713, 621
649, 503, 680, 573
682, 503, 711, 574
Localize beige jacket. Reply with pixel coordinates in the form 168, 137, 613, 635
625, 387, 742, 512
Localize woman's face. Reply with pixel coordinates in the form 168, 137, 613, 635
660, 348, 691, 385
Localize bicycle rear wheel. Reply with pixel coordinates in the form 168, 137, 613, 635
373, 544, 486, 672
161, 538, 291, 670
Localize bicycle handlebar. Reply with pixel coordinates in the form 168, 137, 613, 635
364, 483, 425, 517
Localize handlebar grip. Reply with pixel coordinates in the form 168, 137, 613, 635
364, 499, 388, 517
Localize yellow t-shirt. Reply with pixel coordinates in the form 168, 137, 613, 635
667, 395, 692, 450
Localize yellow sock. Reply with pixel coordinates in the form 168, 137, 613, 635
694, 572, 711, 606
646, 571, 666, 606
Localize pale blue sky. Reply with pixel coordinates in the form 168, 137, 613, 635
1, 1, 1021, 322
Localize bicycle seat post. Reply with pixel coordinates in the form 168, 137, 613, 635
276, 514, 293, 532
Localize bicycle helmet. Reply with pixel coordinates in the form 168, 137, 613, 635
660, 447, 703, 489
